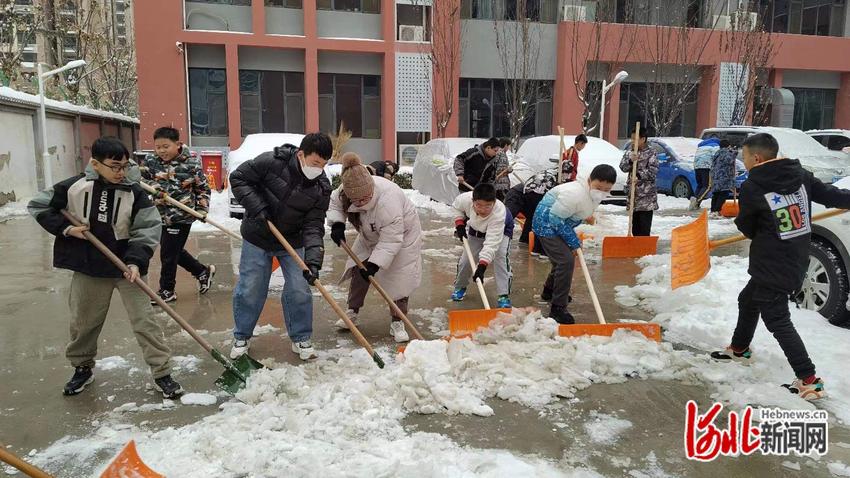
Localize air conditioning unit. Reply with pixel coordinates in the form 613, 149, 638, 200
713, 14, 732, 30
562, 5, 587, 22
398, 144, 423, 166
398, 25, 425, 42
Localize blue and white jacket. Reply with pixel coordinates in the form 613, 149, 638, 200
531, 179, 601, 250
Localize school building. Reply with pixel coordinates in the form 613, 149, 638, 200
135, 0, 850, 162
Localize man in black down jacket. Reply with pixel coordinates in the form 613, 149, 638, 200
454, 137, 502, 193
711, 133, 850, 401
228, 133, 333, 361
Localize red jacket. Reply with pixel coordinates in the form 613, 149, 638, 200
562, 147, 579, 182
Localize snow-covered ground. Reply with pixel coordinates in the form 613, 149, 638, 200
616, 254, 850, 424
0, 198, 30, 221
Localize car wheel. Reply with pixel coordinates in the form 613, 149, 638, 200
796, 240, 850, 326
672, 177, 693, 198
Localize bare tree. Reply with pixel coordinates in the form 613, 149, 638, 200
0, 0, 42, 86
418, 0, 464, 139
565, 0, 637, 136
637, 2, 717, 136
492, 0, 544, 151
718, 5, 777, 126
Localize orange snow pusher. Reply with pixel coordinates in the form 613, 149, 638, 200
100, 441, 164, 478
558, 248, 661, 341
602, 122, 659, 259
671, 208, 850, 289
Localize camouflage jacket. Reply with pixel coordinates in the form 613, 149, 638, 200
140, 148, 211, 225
619, 146, 659, 212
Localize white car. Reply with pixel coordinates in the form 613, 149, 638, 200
228, 133, 305, 218
515, 135, 628, 204
806, 129, 850, 157
701, 126, 850, 185
800, 176, 850, 326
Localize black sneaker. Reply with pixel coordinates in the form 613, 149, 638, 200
63, 366, 93, 396
154, 375, 184, 399
151, 289, 177, 306
710, 346, 752, 363
196, 265, 216, 295
549, 305, 575, 325
540, 287, 553, 302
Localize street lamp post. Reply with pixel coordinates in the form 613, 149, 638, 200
37, 59, 86, 188
599, 70, 629, 140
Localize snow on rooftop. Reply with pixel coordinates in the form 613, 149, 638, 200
0, 86, 138, 124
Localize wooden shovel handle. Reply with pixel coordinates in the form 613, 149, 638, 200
138, 181, 242, 241
338, 240, 424, 341
0, 446, 53, 478
627, 122, 640, 238
558, 126, 565, 184
709, 208, 849, 249
462, 237, 491, 310
61, 210, 216, 355
576, 248, 606, 325
266, 221, 383, 367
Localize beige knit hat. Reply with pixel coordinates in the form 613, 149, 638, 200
340, 152, 374, 202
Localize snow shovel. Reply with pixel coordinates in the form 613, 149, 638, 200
447, 237, 511, 337
100, 440, 163, 478
720, 191, 739, 218
602, 122, 659, 259
0, 443, 53, 478
671, 208, 850, 289
138, 181, 242, 241
337, 240, 424, 341
559, 248, 661, 341
60, 210, 264, 395
266, 221, 385, 368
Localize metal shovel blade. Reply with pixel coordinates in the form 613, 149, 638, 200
214, 353, 266, 395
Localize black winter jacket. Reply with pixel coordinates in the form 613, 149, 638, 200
229, 145, 331, 269
453, 146, 497, 192
27, 167, 162, 278
736, 158, 850, 293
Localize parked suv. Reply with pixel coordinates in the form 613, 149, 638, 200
799, 176, 850, 326
701, 126, 850, 185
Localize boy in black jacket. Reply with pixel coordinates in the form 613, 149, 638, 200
711, 133, 850, 401
28, 137, 182, 399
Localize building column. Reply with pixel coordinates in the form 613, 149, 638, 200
836, 72, 850, 130
553, 22, 583, 134
251, 0, 266, 35
604, 82, 621, 144
304, 1, 319, 132
381, 0, 397, 161
225, 43, 242, 148
695, 65, 719, 133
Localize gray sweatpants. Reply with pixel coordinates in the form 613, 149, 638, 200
539, 236, 575, 308
454, 235, 512, 296
67, 272, 173, 378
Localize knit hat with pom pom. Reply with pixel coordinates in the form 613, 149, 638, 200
340, 152, 374, 202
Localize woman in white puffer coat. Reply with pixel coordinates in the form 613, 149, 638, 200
327, 153, 423, 343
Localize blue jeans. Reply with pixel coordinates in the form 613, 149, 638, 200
232, 241, 313, 342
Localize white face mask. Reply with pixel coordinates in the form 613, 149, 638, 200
300, 159, 323, 180
589, 189, 608, 204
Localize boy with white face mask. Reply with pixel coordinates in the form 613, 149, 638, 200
228, 133, 333, 361
531, 165, 617, 324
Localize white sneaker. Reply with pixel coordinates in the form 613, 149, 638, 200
390, 321, 410, 343
291, 341, 318, 360
230, 338, 250, 359
335, 309, 358, 330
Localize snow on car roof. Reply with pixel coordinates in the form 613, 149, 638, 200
516, 135, 622, 172
652, 137, 701, 161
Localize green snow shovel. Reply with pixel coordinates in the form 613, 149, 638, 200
61, 210, 263, 395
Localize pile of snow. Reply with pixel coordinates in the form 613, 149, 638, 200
0, 199, 29, 221
404, 189, 456, 218
31, 309, 696, 477
180, 393, 218, 406
583, 411, 633, 445
615, 254, 850, 423
97, 356, 130, 371
172, 355, 203, 373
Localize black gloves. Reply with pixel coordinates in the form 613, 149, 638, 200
455, 223, 468, 240
359, 261, 380, 281
303, 265, 319, 285
330, 222, 346, 246
472, 262, 487, 283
